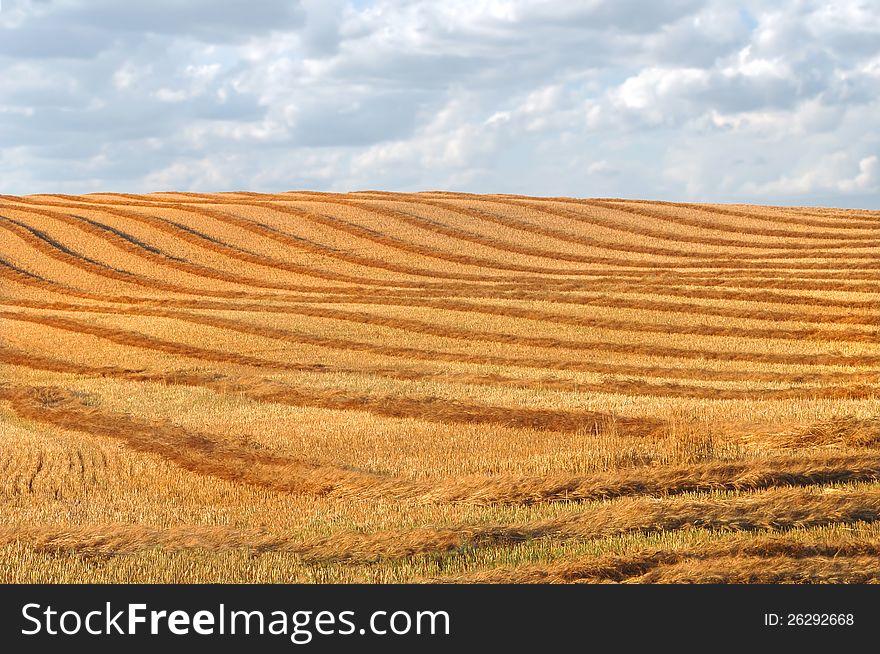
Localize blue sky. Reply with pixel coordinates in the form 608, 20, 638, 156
1, 0, 879, 207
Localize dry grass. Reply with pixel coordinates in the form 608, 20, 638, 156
1, 190, 879, 583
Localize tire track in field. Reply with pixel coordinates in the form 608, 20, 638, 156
0, 213, 296, 298
450, 193, 880, 240
8, 530, 880, 581
0, 341, 666, 435
0, 441, 108, 499
352, 191, 880, 265
8, 246, 874, 340
5, 315, 880, 396
582, 200, 880, 250
55, 194, 838, 284
4, 249, 879, 320
3, 201, 500, 289
119, 190, 880, 266
9, 299, 880, 378
150, 196, 880, 272
177, 190, 880, 234
18, 195, 618, 278
411, 191, 880, 254
631, 554, 880, 583
108, 189, 880, 234
258, 196, 880, 282
336, 190, 880, 257
16, 196, 880, 292
479, 284, 880, 315
302, 287, 880, 329
7, 197, 549, 285
4, 384, 880, 510
32, 194, 880, 277
10, 268, 879, 333
185, 201, 793, 281
7, 304, 880, 398
5, 205, 377, 293
282, 486, 880, 564
589, 198, 880, 243
247, 295, 880, 345
17, 200, 880, 293
2, 203, 590, 298
0, 524, 293, 556
435, 537, 880, 583
4, 281, 880, 388
6, 262, 880, 372
0, 256, 399, 304
314, 195, 726, 266
610, 198, 880, 231
8, 201, 880, 342
7, 277, 879, 347
178, 198, 686, 277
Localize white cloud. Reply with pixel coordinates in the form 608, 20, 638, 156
155, 88, 189, 103
842, 156, 880, 193
587, 160, 618, 176
747, 154, 879, 196
0, 0, 878, 207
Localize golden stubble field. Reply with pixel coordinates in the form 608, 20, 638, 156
1, 190, 880, 583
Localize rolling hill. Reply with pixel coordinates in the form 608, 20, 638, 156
1, 191, 879, 583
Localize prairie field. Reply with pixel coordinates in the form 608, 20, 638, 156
2, 190, 880, 583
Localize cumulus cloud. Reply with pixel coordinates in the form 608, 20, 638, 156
746, 154, 879, 196
0, 0, 878, 207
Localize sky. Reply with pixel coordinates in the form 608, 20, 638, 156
1, 0, 879, 207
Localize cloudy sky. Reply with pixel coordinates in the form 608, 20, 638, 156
1, 0, 878, 206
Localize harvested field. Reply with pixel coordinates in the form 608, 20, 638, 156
2, 190, 879, 583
